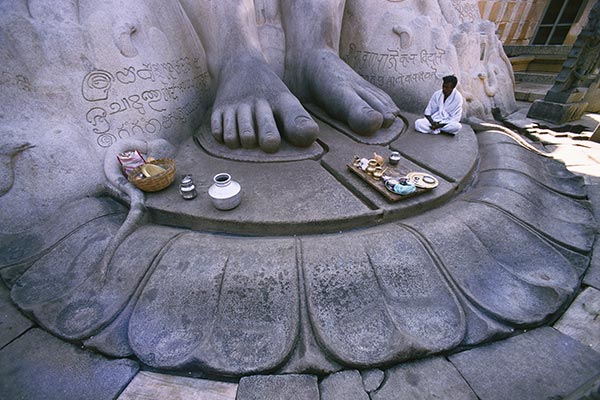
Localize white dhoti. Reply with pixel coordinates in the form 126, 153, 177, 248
415, 118, 462, 135
415, 88, 464, 135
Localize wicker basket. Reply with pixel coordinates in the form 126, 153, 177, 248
128, 158, 176, 192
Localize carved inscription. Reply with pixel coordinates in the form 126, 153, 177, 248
81, 57, 209, 147
451, 0, 480, 22
343, 43, 446, 90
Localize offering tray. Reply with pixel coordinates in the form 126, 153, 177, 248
347, 162, 437, 202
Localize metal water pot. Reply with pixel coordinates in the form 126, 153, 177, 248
208, 173, 241, 210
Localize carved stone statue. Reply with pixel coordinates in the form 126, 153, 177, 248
179, 0, 400, 153
0, 0, 593, 387
339, 0, 516, 121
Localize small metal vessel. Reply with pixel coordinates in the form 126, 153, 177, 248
389, 152, 401, 165
208, 173, 241, 210
179, 175, 197, 200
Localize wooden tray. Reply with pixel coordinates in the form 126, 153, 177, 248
347, 163, 433, 202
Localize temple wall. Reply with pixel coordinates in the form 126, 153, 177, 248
478, 0, 595, 46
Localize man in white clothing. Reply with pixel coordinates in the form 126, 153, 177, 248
415, 75, 463, 135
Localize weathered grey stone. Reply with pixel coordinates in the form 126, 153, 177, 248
129, 233, 299, 375
478, 135, 584, 180
319, 370, 369, 400
449, 327, 600, 400
16, 225, 181, 341
360, 369, 385, 393
0, 328, 138, 400
195, 118, 325, 162
340, 0, 516, 120
465, 186, 595, 253
391, 115, 478, 184
306, 103, 404, 145
586, 182, 600, 229
475, 170, 594, 226
477, 154, 587, 198
0, 283, 32, 349
528, 99, 589, 124
454, 291, 514, 346
317, 121, 459, 219
372, 357, 477, 400
563, 374, 600, 400
405, 201, 579, 326
11, 214, 125, 309
554, 287, 600, 353
147, 129, 381, 236
0, 1, 209, 234
277, 247, 343, 376
301, 226, 464, 366
584, 237, 600, 290
236, 374, 319, 400
0, 197, 126, 285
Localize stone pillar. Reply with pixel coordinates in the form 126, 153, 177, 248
528, 1, 600, 124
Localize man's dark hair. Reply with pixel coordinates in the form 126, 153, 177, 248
443, 75, 458, 87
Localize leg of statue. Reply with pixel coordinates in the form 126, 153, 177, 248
179, 0, 318, 153
280, 0, 400, 136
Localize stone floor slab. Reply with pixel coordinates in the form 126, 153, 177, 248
319, 370, 369, 400
554, 287, 600, 353
117, 371, 237, 400
0, 283, 32, 349
236, 374, 319, 400
0, 328, 138, 400
391, 114, 478, 183
449, 327, 600, 400
318, 121, 458, 219
371, 357, 477, 400
360, 369, 385, 393
147, 129, 381, 236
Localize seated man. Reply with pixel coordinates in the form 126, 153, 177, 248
415, 75, 463, 135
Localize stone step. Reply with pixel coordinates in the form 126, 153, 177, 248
514, 81, 552, 103
514, 71, 557, 84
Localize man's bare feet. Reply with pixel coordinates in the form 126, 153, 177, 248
210, 54, 318, 153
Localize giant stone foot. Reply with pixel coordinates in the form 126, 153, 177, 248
210, 55, 318, 154
286, 49, 400, 136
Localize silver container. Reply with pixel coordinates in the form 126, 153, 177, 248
208, 173, 241, 210
389, 151, 401, 165
179, 175, 197, 200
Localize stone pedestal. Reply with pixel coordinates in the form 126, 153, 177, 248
527, 98, 589, 124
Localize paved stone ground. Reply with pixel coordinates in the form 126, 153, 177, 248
1, 101, 600, 399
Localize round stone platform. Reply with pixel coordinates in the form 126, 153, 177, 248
0, 112, 595, 379
147, 114, 478, 235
